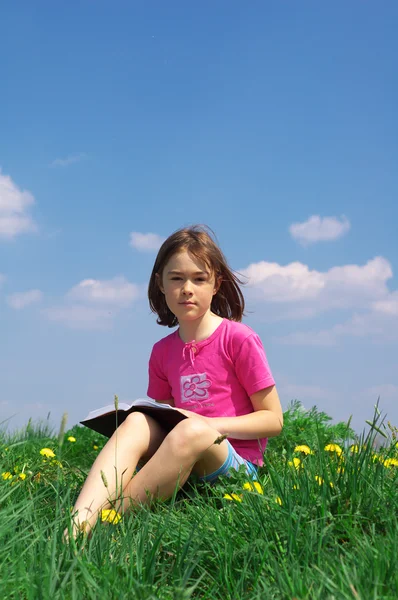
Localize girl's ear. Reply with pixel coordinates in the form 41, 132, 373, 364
156, 272, 165, 294
213, 275, 222, 295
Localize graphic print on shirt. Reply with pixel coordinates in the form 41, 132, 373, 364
180, 373, 211, 402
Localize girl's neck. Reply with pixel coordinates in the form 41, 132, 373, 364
178, 312, 223, 344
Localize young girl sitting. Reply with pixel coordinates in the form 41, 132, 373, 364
70, 225, 283, 536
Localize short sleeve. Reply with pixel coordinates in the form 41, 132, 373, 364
147, 344, 172, 401
234, 334, 275, 397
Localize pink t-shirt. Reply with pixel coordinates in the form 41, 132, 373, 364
147, 318, 275, 466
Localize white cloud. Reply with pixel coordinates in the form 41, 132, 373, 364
364, 383, 398, 401
242, 260, 325, 303
67, 277, 139, 308
45, 276, 140, 329
289, 215, 350, 245
358, 384, 398, 431
44, 305, 114, 330
50, 153, 87, 167
278, 382, 332, 401
276, 329, 338, 346
242, 256, 393, 318
129, 232, 165, 252
372, 291, 398, 316
7, 289, 43, 310
242, 253, 398, 345
0, 170, 38, 240
276, 311, 398, 346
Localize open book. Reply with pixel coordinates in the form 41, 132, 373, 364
80, 398, 187, 438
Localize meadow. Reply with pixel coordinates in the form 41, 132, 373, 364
0, 400, 397, 600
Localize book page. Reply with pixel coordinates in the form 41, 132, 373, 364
83, 402, 132, 421
81, 398, 175, 422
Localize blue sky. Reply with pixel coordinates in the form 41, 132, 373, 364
1, 1, 397, 437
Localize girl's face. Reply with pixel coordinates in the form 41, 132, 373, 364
158, 250, 219, 324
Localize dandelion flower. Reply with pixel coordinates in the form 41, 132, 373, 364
324, 444, 343, 456
67, 436, 76, 443
372, 453, 383, 463
315, 475, 324, 485
288, 457, 301, 470
294, 445, 313, 455
40, 448, 55, 458
349, 444, 359, 453
101, 509, 122, 524
243, 481, 264, 494
275, 496, 282, 506
2, 472, 12, 480
18, 473, 27, 480
93, 445, 99, 451
384, 458, 398, 468
293, 484, 299, 490
223, 493, 243, 502
337, 466, 345, 474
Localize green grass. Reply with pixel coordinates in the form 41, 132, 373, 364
0, 401, 397, 599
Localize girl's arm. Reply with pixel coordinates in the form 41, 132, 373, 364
179, 385, 283, 439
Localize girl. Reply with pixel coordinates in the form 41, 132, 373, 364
70, 225, 283, 536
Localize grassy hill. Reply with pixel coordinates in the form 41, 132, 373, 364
0, 401, 397, 599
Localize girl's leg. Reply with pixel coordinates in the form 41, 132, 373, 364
69, 411, 166, 534
120, 417, 229, 510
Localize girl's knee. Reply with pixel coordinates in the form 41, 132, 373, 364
166, 418, 216, 458
121, 411, 149, 429
115, 411, 155, 439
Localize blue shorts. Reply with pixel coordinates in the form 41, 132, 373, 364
199, 440, 258, 484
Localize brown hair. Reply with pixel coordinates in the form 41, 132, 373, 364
148, 225, 245, 327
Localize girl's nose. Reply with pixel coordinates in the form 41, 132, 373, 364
182, 280, 193, 294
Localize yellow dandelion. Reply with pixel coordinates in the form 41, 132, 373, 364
384, 458, 398, 468
100, 509, 122, 524
324, 444, 343, 456
51, 459, 63, 468
67, 436, 76, 443
242, 481, 264, 494
372, 453, 384, 463
93, 445, 99, 451
2, 472, 13, 480
275, 496, 282, 506
40, 448, 55, 458
337, 466, 345, 474
349, 444, 359, 453
288, 457, 302, 470
294, 444, 313, 455
315, 475, 324, 485
223, 493, 243, 502
293, 484, 299, 490
18, 473, 27, 480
